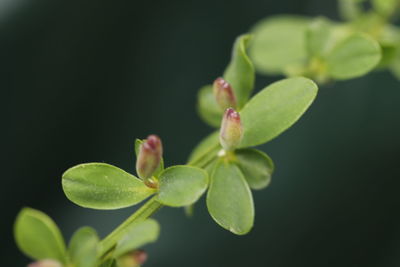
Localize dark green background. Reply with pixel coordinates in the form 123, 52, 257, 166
1, 0, 400, 266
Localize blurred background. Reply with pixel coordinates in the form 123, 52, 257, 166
1, 0, 400, 266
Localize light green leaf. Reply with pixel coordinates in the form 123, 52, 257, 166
157, 166, 208, 207
326, 33, 381, 79
197, 85, 223, 127
306, 18, 334, 58
69, 227, 99, 267
239, 77, 318, 148
372, 0, 399, 17
14, 208, 67, 263
235, 149, 274, 190
207, 160, 254, 235
114, 219, 160, 258
223, 34, 255, 108
187, 131, 220, 166
250, 16, 310, 75
62, 163, 156, 210
338, 0, 365, 21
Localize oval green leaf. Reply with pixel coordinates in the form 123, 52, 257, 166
157, 165, 208, 207
14, 208, 67, 263
326, 33, 381, 80
197, 85, 223, 128
250, 16, 310, 75
223, 34, 255, 108
239, 77, 318, 148
62, 163, 156, 210
114, 219, 160, 258
235, 148, 274, 190
207, 160, 254, 235
69, 227, 99, 267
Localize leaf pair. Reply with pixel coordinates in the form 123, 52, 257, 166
14, 208, 159, 267
62, 163, 208, 210
249, 15, 382, 83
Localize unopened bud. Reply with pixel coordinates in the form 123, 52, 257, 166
136, 135, 162, 187
117, 250, 148, 267
220, 108, 243, 151
213, 77, 237, 110
28, 259, 62, 267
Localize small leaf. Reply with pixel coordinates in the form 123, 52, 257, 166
114, 219, 160, 258
306, 18, 334, 58
239, 77, 318, 148
372, 0, 399, 17
197, 85, 223, 128
326, 33, 381, 80
14, 208, 67, 263
250, 16, 310, 75
338, 0, 365, 21
235, 149, 274, 190
62, 163, 156, 210
223, 34, 255, 108
157, 165, 208, 207
187, 131, 220, 165
207, 160, 254, 235
69, 227, 99, 267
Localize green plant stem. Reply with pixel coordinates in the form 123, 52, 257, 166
99, 196, 163, 258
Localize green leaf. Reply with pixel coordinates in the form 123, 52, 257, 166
69, 227, 99, 267
306, 18, 334, 58
239, 77, 318, 148
250, 16, 310, 75
326, 33, 381, 80
372, 0, 399, 17
197, 85, 223, 127
135, 138, 164, 177
207, 160, 254, 235
338, 0, 365, 21
62, 163, 156, 210
187, 131, 220, 165
235, 149, 274, 190
223, 34, 255, 108
114, 219, 160, 258
100, 259, 117, 267
157, 165, 208, 207
14, 208, 67, 263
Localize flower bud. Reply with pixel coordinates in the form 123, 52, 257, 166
28, 260, 62, 267
219, 108, 243, 151
136, 135, 162, 187
117, 250, 148, 267
213, 77, 237, 110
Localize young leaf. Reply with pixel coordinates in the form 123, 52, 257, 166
223, 34, 255, 108
197, 85, 223, 127
372, 0, 399, 17
250, 16, 310, 75
187, 131, 220, 165
306, 18, 334, 58
206, 160, 254, 235
62, 163, 156, 210
235, 148, 274, 190
157, 165, 208, 207
239, 77, 318, 148
338, 0, 365, 21
69, 227, 99, 267
114, 219, 160, 258
326, 33, 381, 80
14, 208, 67, 263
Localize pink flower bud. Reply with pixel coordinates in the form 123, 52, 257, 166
117, 250, 148, 267
220, 108, 243, 151
213, 77, 237, 110
136, 135, 162, 186
28, 260, 62, 267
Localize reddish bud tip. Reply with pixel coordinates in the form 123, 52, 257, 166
220, 108, 243, 151
213, 77, 237, 110
136, 135, 163, 183
28, 260, 62, 267
117, 250, 148, 267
